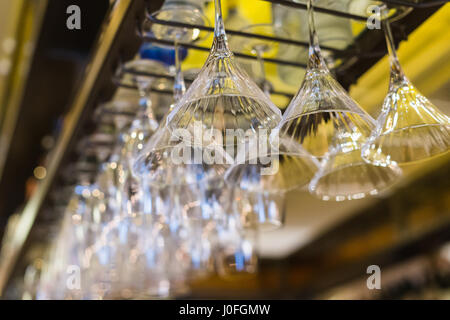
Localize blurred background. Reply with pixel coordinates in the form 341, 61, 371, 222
0, 0, 449, 299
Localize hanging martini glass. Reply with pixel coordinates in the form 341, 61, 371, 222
362, 5, 450, 166
230, 23, 290, 97
278, 0, 401, 201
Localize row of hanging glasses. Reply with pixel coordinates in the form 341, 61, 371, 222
36, 0, 449, 299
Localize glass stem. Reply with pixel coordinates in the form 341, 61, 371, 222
174, 38, 186, 102
380, 5, 405, 85
255, 48, 271, 97
137, 78, 157, 126
214, 0, 226, 39
307, 0, 327, 70
213, 0, 230, 52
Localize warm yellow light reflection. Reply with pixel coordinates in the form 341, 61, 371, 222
33, 166, 47, 180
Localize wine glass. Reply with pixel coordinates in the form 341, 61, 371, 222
132, 27, 229, 298
165, 0, 282, 150
80, 103, 149, 299
221, 14, 319, 196
37, 159, 103, 299
117, 61, 172, 222
133, 98, 226, 293
133, 28, 229, 219
160, 0, 317, 202
222, 59, 317, 194
223, 128, 319, 196
96, 81, 188, 298
118, 59, 172, 133
273, 1, 352, 87
276, 0, 401, 202
361, 5, 450, 166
